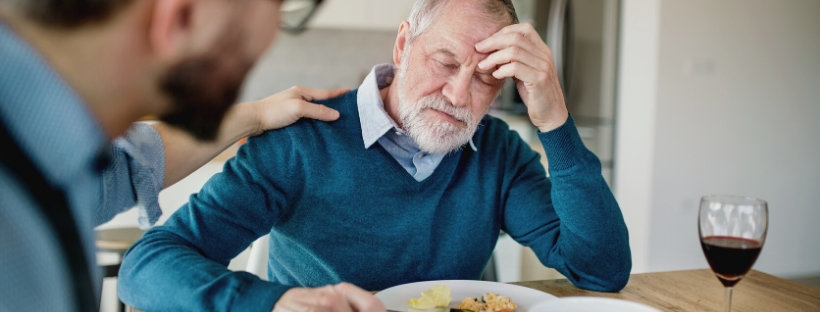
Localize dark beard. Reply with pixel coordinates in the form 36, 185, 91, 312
158, 37, 253, 141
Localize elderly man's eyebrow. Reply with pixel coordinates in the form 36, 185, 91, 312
432, 48, 457, 60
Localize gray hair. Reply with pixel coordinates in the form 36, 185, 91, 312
406, 0, 519, 42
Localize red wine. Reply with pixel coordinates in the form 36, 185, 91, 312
700, 236, 763, 287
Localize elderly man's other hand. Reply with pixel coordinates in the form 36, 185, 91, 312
273, 282, 386, 312
249, 86, 347, 136
475, 23, 569, 132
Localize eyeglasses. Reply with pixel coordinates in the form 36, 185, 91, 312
280, 0, 324, 34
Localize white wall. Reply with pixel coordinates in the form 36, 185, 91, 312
614, 0, 660, 275
308, 0, 415, 31
617, 0, 820, 278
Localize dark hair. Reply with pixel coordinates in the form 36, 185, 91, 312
1, 0, 134, 27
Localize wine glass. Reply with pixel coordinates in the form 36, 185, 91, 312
698, 195, 768, 312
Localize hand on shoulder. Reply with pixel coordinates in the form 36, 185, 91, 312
248, 86, 347, 136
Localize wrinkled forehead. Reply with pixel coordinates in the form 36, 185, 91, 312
438, 1, 510, 39
416, 2, 509, 59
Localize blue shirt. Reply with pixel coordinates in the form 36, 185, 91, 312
0, 21, 106, 311
119, 89, 631, 312
0, 21, 164, 311
357, 64, 476, 181
102, 122, 165, 227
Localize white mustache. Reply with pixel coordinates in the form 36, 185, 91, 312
417, 95, 474, 125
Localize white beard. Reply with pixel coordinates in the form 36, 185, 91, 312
396, 66, 480, 154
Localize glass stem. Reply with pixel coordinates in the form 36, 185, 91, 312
724, 286, 734, 312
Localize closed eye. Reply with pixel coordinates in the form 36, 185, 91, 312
475, 72, 499, 86
431, 59, 459, 77
438, 60, 458, 70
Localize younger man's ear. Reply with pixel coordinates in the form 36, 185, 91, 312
393, 21, 411, 67
148, 0, 194, 59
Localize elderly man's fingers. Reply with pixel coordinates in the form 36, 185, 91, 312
332, 283, 386, 312
491, 60, 544, 83
475, 23, 544, 53
273, 286, 357, 312
478, 45, 550, 72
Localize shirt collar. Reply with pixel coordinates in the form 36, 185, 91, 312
357, 64, 399, 149
0, 22, 108, 185
356, 64, 477, 152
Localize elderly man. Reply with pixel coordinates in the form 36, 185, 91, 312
120, 0, 631, 311
0, 0, 382, 311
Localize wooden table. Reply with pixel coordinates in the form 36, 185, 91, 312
96, 227, 146, 252
512, 269, 820, 311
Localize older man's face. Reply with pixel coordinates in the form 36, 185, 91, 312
395, 2, 508, 154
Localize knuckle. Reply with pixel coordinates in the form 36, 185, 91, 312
288, 101, 306, 115
337, 282, 353, 288
536, 71, 549, 83
363, 299, 384, 311
524, 24, 538, 37
316, 293, 337, 307
331, 283, 350, 293
524, 23, 536, 33
509, 46, 523, 56
508, 62, 521, 72
288, 85, 303, 94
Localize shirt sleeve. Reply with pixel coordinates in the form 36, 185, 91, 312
96, 122, 165, 227
501, 116, 631, 292
117, 130, 298, 311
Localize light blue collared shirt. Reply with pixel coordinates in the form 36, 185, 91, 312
356, 64, 476, 181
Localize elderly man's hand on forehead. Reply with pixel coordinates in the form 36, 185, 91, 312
475, 23, 569, 132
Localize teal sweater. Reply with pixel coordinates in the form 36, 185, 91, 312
119, 90, 630, 311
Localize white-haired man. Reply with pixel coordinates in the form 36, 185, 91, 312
119, 0, 632, 311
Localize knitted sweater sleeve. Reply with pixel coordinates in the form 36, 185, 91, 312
501, 116, 631, 292
118, 129, 300, 311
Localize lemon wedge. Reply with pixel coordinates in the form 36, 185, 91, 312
408, 285, 452, 309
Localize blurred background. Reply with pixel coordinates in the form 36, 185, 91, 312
98, 0, 820, 310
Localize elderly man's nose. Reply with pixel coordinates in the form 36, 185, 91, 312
442, 75, 471, 107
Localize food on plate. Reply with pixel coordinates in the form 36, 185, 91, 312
407, 285, 517, 312
458, 292, 517, 312
408, 285, 452, 309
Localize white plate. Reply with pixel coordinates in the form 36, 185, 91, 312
375, 280, 557, 312
531, 297, 660, 312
